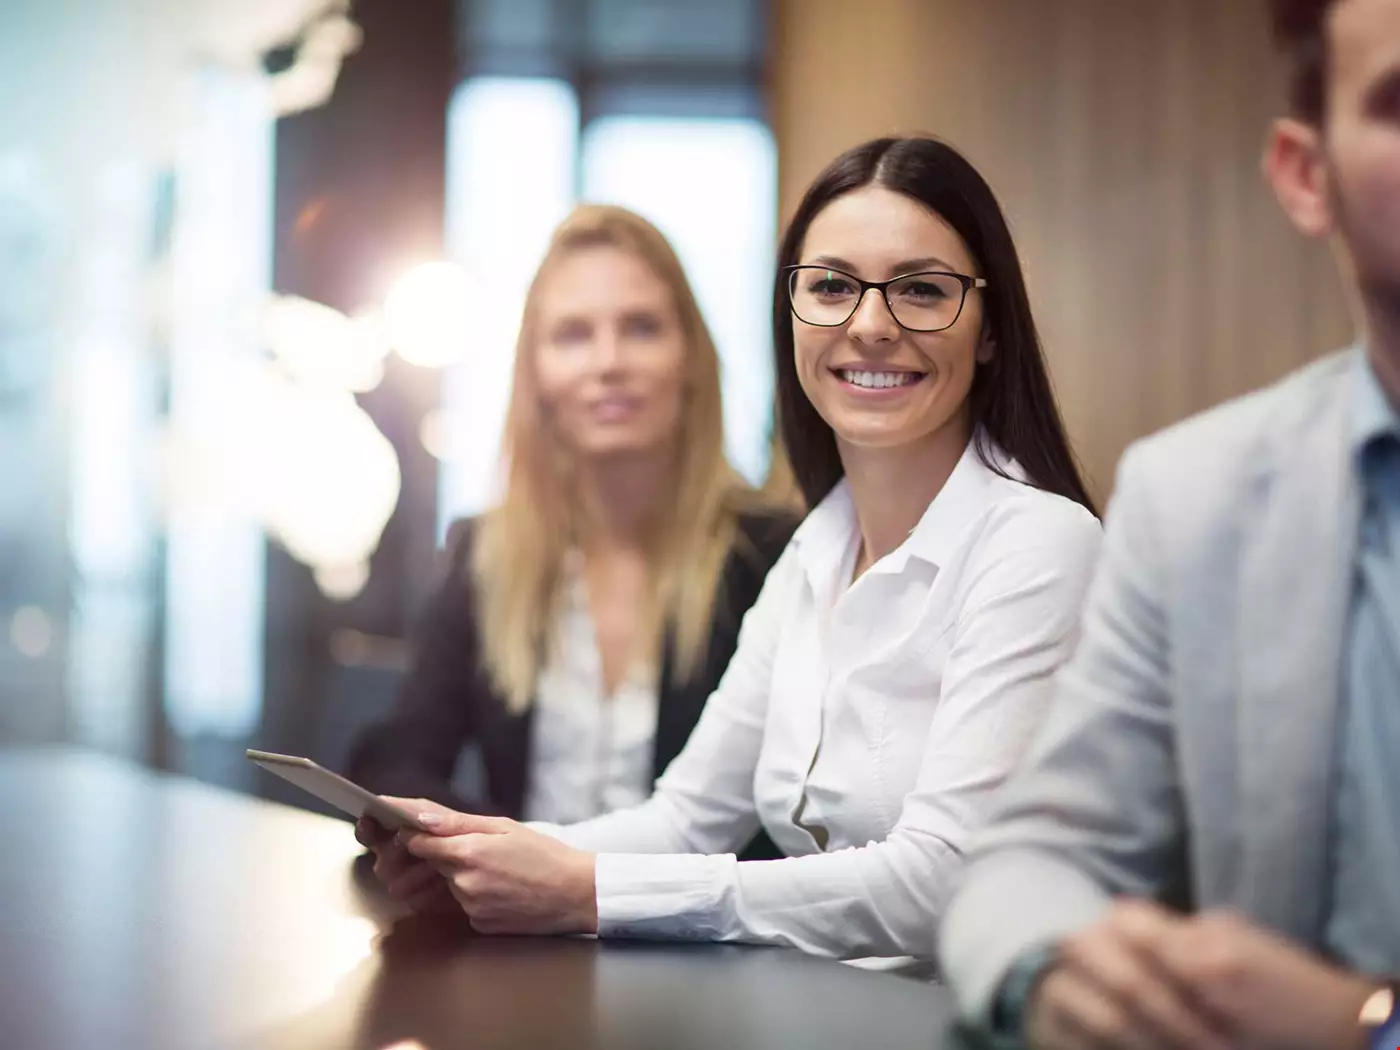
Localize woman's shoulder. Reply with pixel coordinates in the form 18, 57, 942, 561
971, 477, 1103, 574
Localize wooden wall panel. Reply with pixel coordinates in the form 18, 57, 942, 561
770, 0, 1355, 501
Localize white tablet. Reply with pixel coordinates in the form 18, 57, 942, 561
245, 749, 433, 833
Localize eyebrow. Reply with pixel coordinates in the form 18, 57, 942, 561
806, 254, 960, 276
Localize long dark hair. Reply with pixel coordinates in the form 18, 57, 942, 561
772, 135, 1096, 515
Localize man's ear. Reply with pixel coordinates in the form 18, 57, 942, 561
1263, 117, 1333, 238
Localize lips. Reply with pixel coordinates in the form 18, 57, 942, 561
587, 395, 642, 421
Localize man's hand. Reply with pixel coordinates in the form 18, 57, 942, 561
1027, 898, 1232, 1050
1027, 901, 1375, 1050
1154, 910, 1373, 1050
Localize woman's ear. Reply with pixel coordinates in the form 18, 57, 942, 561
976, 328, 996, 364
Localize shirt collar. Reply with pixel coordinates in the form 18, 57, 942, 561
902, 435, 1025, 570
790, 432, 1027, 578
789, 479, 858, 582
1352, 346, 1400, 456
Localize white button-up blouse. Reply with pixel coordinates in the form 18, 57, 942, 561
542, 437, 1102, 965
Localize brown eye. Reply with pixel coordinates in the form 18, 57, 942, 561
898, 281, 951, 302
807, 274, 856, 300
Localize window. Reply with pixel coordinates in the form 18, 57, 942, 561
436, 76, 578, 537
161, 67, 272, 738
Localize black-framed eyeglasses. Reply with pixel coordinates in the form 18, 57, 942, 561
784, 264, 989, 333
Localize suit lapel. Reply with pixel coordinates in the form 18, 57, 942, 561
1237, 373, 1359, 942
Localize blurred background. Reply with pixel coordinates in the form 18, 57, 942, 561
0, 0, 1353, 808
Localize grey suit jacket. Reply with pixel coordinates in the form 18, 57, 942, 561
939, 350, 1363, 1022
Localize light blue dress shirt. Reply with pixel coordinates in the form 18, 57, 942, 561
1325, 348, 1400, 974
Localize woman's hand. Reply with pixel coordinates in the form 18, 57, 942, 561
383, 797, 599, 936
354, 810, 456, 914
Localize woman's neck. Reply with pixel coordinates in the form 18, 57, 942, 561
839, 413, 972, 578
574, 446, 677, 555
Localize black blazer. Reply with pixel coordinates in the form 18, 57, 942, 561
347, 510, 798, 859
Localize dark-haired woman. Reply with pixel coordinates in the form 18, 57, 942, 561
358, 136, 1102, 968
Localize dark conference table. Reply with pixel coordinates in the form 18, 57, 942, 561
0, 748, 963, 1050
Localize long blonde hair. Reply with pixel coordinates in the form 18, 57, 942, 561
473, 204, 753, 713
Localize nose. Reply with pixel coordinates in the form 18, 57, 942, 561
588, 330, 626, 374
845, 287, 900, 346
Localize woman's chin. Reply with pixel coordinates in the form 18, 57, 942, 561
573, 433, 673, 462
829, 417, 927, 451
830, 414, 967, 457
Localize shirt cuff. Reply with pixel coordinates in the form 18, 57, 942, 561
594, 851, 737, 941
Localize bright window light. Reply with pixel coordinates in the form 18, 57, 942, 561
163, 67, 272, 738
438, 77, 578, 539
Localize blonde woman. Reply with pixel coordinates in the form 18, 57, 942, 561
349, 206, 796, 892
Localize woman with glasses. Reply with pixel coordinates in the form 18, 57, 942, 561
349, 204, 796, 876
359, 137, 1101, 968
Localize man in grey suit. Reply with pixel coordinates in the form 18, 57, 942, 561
940, 1, 1400, 1048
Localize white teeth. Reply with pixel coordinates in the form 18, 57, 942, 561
839, 369, 921, 389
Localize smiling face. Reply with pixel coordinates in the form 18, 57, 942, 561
790, 184, 990, 460
532, 244, 688, 462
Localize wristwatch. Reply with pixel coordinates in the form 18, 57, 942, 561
988, 943, 1061, 1045
1359, 982, 1400, 1050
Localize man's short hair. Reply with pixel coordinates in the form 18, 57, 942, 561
1269, 0, 1342, 123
